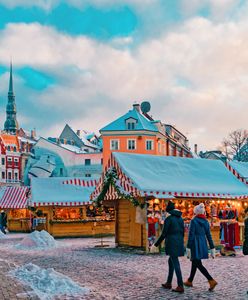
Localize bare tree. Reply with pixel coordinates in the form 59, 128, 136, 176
221, 129, 248, 160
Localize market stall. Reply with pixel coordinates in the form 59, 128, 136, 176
91, 152, 248, 252
0, 186, 31, 232
30, 177, 115, 238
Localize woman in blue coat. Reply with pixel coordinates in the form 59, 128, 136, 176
184, 203, 218, 291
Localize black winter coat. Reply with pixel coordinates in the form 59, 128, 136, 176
245, 217, 248, 242
155, 209, 184, 257
0, 212, 7, 227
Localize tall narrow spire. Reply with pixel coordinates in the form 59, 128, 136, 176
4, 62, 19, 134
8, 61, 13, 95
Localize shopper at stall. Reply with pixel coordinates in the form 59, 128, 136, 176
184, 203, 217, 291
243, 207, 248, 255
151, 200, 185, 294
0, 210, 7, 234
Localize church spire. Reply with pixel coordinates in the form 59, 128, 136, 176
4, 62, 19, 134
8, 61, 13, 95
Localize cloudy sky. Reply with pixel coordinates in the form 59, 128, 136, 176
0, 0, 247, 151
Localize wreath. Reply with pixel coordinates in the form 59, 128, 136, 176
94, 167, 144, 208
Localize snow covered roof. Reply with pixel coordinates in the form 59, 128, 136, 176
100, 108, 159, 132
60, 144, 87, 154
93, 153, 248, 199
31, 177, 96, 206
228, 161, 248, 179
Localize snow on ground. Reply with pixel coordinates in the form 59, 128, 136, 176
16, 231, 57, 250
10, 263, 89, 300
0, 231, 6, 239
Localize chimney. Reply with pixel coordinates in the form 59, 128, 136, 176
133, 103, 140, 113
77, 130, 81, 136
31, 129, 36, 139
194, 144, 198, 154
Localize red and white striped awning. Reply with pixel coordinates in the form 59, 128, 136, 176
0, 187, 29, 209
33, 201, 91, 207
225, 162, 248, 185
62, 178, 98, 187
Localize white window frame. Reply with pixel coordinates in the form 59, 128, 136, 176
110, 139, 120, 150
7, 172, 12, 180
158, 142, 161, 153
14, 172, 18, 181
14, 158, 19, 162
127, 139, 136, 150
7, 157, 12, 162
146, 139, 154, 151
126, 118, 137, 130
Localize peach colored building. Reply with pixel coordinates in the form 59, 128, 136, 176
100, 103, 192, 166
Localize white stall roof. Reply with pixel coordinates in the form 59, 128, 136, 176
112, 153, 248, 198
31, 177, 96, 207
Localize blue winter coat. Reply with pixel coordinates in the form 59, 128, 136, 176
187, 216, 214, 260
155, 209, 184, 257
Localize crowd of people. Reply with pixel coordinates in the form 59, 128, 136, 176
151, 201, 248, 294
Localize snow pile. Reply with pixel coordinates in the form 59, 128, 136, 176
16, 230, 57, 249
0, 231, 6, 239
10, 263, 89, 300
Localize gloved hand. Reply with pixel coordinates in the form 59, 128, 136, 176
150, 244, 158, 253
186, 248, 191, 259
210, 248, 216, 259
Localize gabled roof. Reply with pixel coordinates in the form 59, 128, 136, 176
93, 153, 248, 199
0, 134, 19, 150
100, 108, 159, 132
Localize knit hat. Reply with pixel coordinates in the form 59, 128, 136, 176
194, 203, 205, 215
166, 201, 175, 212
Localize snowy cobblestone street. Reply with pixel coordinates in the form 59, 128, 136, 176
0, 234, 247, 300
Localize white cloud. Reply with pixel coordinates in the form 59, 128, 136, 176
1, 16, 248, 150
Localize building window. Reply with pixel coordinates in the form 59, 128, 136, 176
146, 140, 154, 150
14, 173, 18, 181
126, 118, 137, 130
13, 146, 17, 152
60, 168, 63, 176
8, 172, 11, 180
85, 174, 91, 177
127, 122, 136, 130
7, 146, 11, 151
1, 158, 5, 165
110, 140, 119, 150
85, 159, 91, 166
127, 139, 136, 150
7, 157, 12, 162
101, 158, 103, 165
2, 172, 5, 179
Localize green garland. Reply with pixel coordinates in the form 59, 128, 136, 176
94, 167, 144, 208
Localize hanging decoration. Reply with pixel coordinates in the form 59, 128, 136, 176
94, 167, 144, 208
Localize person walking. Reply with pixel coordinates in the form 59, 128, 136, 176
0, 210, 7, 234
244, 208, 248, 295
184, 203, 217, 291
151, 200, 185, 293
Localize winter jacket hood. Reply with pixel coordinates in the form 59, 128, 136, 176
169, 209, 182, 217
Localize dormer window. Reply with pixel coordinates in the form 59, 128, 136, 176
126, 118, 137, 130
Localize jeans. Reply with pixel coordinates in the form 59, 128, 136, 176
167, 256, 183, 287
0, 225, 6, 234
188, 259, 213, 282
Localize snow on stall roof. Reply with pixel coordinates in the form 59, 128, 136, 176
113, 153, 248, 196
229, 160, 248, 179
31, 177, 96, 205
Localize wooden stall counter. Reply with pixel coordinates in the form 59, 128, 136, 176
49, 219, 115, 238
8, 218, 31, 232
